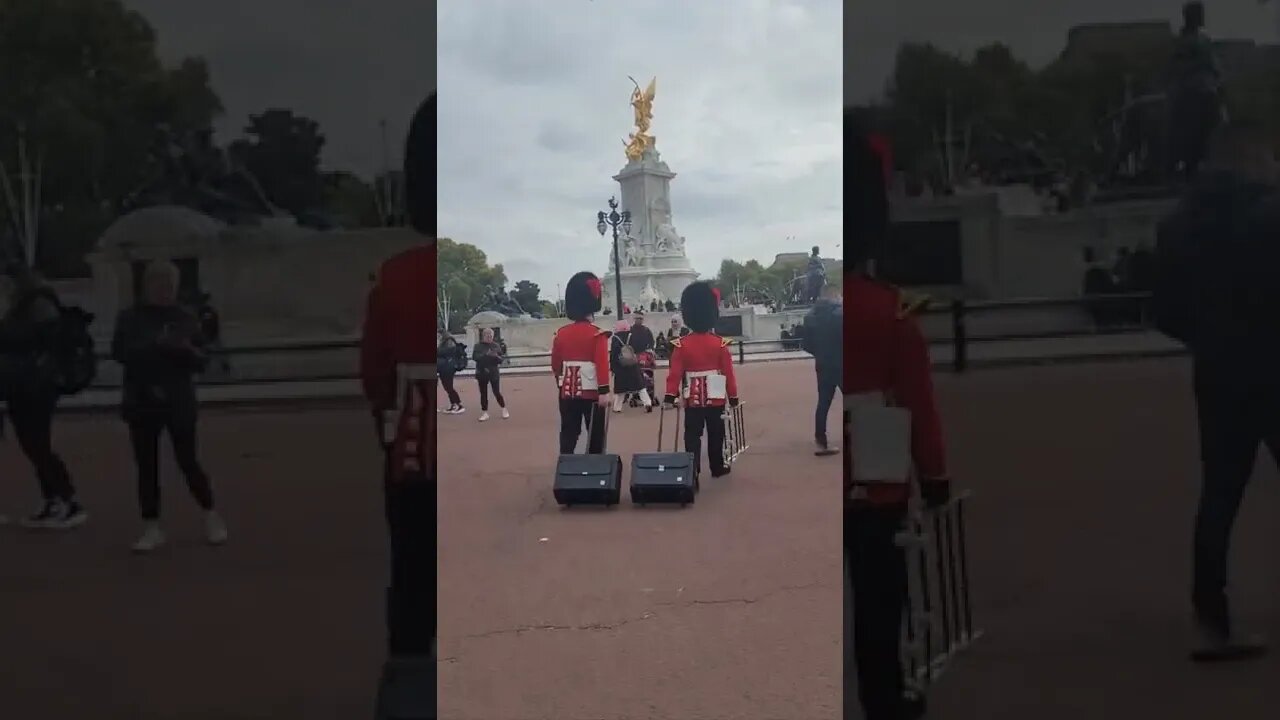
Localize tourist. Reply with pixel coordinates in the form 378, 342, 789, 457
364, 93, 434, 716
111, 259, 225, 552
801, 283, 843, 455
665, 315, 691, 344
471, 327, 508, 421
663, 281, 739, 480
630, 311, 657, 406
610, 319, 650, 412
848, 115, 949, 720
437, 333, 466, 414
1153, 122, 1279, 661
551, 271, 610, 454
0, 262, 87, 529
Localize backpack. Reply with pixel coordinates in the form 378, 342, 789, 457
617, 334, 638, 367
8, 288, 98, 396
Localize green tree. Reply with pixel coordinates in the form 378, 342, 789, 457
511, 279, 541, 313
321, 170, 380, 228
0, 0, 223, 276
437, 237, 507, 332
229, 109, 325, 215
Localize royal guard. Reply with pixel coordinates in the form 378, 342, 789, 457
846, 114, 950, 720
364, 93, 435, 716
663, 281, 739, 479
551, 271, 611, 454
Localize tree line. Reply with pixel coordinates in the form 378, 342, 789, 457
0, 0, 396, 278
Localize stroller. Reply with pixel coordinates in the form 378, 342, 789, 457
629, 350, 657, 410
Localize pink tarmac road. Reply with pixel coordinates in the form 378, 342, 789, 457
438, 361, 843, 720
0, 404, 389, 719
921, 357, 1280, 720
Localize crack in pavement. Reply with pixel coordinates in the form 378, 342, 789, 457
450, 582, 834, 648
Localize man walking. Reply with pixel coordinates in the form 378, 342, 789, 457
802, 283, 842, 455
1154, 122, 1279, 662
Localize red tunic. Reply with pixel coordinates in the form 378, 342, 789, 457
844, 273, 947, 506
551, 320, 611, 399
663, 332, 739, 408
360, 243, 435, 482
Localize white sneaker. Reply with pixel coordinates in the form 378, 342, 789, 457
479, 412, 490, 422
501, 408, 510, 419
132, 523, 166, 553
205, 511, 229, 545
453, 406, 466, 414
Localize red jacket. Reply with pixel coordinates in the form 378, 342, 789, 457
360, 243, 435, 481
552, 320, 611, 399
845, 273, 947, 506
664, 332, 739, 408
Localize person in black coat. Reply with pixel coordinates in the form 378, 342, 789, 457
471, 327, 508, 421
112, 259, 225, 553
437, 334, 467, 414
802, 284, 843, 454
610, 320, 651, 412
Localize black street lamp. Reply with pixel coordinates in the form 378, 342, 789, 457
596, 195, 632, 318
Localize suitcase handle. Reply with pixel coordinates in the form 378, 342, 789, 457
583, 401, 609, 453
656, 402, 682, 452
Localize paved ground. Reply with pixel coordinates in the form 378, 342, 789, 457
0, 403, 389, 719
911, 357, 1280, 720
438, 361, 843, 720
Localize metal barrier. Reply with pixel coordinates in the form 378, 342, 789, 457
917, 291, 1156, 373
722, 402, 749, 466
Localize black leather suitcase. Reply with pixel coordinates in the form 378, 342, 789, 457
553, 407, 622, 506
630, 405, 697, 506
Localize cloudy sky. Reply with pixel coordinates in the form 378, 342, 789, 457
438, 0, 841, 298
125, 0, 436, 179
851, 0, 1280, 104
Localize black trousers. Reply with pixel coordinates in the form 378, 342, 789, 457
816, 371, 843, 442
477, 372, 505, 411
7, 391, 75, 501
440, 374, 461, 406
128, 409, 215, 520
559, 398, 605, 454
1191, 366, 1280, 633
384, 457, 435, 656
847, 505, 908, 720
684, 406, 727, 476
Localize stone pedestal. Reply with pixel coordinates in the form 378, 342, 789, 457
601, 143, 698, 313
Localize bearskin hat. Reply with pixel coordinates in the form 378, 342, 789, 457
564, 271, 603, 321
680, 281, 720, 333
404, 93, 436, 237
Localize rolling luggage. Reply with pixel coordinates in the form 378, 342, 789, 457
553, 405, 622, 506
630, 404, 697, 506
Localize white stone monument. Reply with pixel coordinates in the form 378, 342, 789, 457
601, 77, 698, 314
601, 142, 699, 313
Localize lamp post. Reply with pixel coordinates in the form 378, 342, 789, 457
596, 195, 632, 318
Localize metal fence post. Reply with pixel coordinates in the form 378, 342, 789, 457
738, 340, 745, 364
951, 299, 967, 374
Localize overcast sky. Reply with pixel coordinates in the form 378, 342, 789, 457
125, 0, 436, 179
850, 0, 1280, 104
438, 0, 841, 298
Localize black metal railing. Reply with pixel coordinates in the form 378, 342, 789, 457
916, 292, 1157, 373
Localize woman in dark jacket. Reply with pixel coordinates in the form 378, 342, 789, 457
609, 320, 650, 412
471, 327, 508, 421
437, 334, 466, 414
111, 260, 225, 553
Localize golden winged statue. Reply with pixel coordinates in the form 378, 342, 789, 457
623, 76, 657, 162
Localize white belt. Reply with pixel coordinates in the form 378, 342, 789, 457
683, 370, 726, 399
561, 360, 598, 390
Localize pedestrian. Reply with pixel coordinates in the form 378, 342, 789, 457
610, 319, 650, 412
472, 327, 508, 421
662, 281, 739, 480
1153, 122, 1279, 661
112, 259, 226, 552
0, 263, 87, 529
847, 115, 950, 720
365, 92, 435, 717
801, 283, 843, 455
629, 311, 657, 407
550, 272, 610, 454
437, 333, 466, 414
